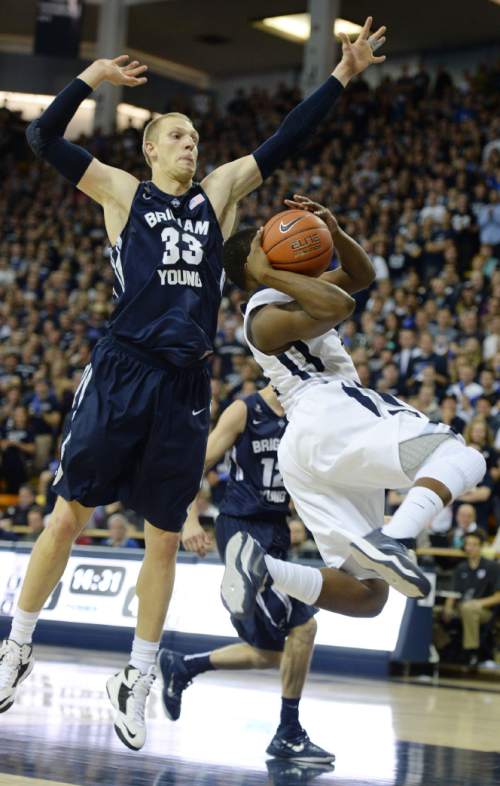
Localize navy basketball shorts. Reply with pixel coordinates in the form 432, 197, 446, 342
52, 335, 210, 532
215, 514, 317, 652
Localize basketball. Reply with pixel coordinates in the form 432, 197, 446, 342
262, 209, 333, 277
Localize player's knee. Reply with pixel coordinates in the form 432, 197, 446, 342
145, 528, 180, 564
416, 440, 487, 500
45, 507, 81, 544
358, 581, 389, 618
297, 616, 318, 643
288, 616, 317, 647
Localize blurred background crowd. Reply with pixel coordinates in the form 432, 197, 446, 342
0, 61, 498, 563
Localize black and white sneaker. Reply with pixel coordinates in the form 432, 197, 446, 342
106, 664, 156, 750
266, 759, 334, 785
349, 529, 431, 599
220, 532, 268, 619
0, 639, 34, 713
157, 649, 192, 721
266, 727, 335, 763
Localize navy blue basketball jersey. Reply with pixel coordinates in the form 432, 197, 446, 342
219, 393, 290, 519
108, 181, 224, 367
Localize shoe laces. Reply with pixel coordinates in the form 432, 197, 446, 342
130, 669, 156, 724
0, 641, 21, 685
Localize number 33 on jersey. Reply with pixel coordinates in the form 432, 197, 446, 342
108, 181, 225, 367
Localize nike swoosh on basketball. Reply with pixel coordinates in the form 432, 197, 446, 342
279, 216, 304, 233
192, 408, 206, 416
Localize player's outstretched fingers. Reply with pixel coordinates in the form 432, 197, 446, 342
360, 16, 373, 40
113, 54, 130, 65
284, 193, 318, 210
370, 25, 387, 42
369, 36, 386, 53
124, 65, 148, 77
338, 31, 352, 52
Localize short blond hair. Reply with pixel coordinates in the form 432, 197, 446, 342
142, 112, 194, 167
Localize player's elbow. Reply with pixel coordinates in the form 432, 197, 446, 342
361, 263, 376, 287
323, 290, 355, 322
308, 285, 355, 322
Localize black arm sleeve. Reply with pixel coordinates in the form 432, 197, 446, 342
253, 76, 343, 180
26, 78, 94, 185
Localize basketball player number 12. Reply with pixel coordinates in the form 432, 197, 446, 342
161, 227, 203, 266
261, 458, 284, 489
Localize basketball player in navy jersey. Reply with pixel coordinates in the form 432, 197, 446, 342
219, 197, 486, 622
157, 385, 333, 763
0, 21, 388, 750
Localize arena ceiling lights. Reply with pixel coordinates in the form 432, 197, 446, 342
253, 14, 362, 44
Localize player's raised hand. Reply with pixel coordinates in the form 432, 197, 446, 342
284, 194, 340, 236
97, 55, 148, 87
334, 17, 386, 83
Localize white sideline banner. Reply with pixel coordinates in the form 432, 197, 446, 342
0, 550, 406, 651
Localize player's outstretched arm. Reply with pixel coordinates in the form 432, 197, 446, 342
247, 230, 355, 354
182, 400, 248, 557
284, 194, 375, 294
25, 56, 146, 213
202, 17, 386, 218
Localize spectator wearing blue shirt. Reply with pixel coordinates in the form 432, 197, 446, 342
104, 513, 140, 549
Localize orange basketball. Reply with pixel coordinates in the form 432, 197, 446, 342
262, 209, 333, 277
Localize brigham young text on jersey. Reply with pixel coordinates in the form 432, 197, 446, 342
108, 181, 223, 367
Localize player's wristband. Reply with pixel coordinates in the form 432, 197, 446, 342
253, 75, 343, 180
26, 78, 94, 185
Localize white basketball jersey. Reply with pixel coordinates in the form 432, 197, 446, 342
244, 288, 360, 415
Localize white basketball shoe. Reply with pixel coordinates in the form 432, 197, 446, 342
0, 638, 35, 713
106, 664, 156, 750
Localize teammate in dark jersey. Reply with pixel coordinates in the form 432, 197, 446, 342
158, 386, 333, 763
0, 22, 387, 749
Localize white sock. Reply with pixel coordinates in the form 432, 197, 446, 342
382, 486, 444, 539
264, 555, 323, 605
129, 635, 160, 673
9, 607, 40, 645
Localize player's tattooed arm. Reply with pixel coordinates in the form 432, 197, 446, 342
182, 400, 248, 557
284, 194, 376, 294
247, 230, 355, 354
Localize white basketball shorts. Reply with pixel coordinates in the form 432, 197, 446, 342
278, 380, 454, 578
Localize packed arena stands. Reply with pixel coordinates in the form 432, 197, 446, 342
0, 61, 498, 555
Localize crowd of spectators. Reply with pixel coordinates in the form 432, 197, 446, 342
0, 61, 498, 563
